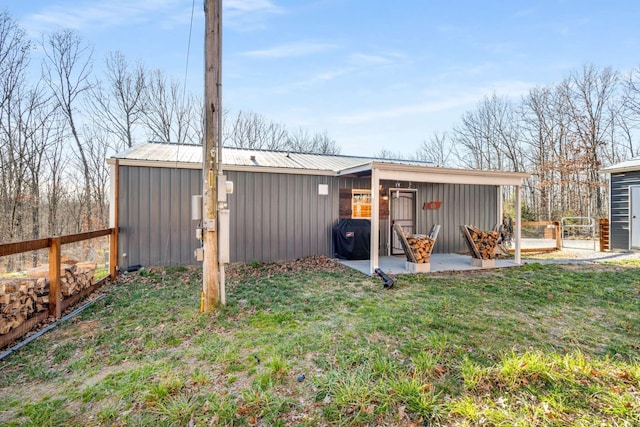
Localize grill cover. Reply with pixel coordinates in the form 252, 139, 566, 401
333, 219, 371, 260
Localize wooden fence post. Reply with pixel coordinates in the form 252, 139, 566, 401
553, 221, 562, 250
599, 218, 609, 252
109, 228, 117, 281
49, 237, 62, 319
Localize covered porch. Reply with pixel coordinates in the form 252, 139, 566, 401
336, 162, 530, 275
340, 254, 520, 275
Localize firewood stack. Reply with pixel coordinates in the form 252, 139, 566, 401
460, 225, 500, 260
0, 260, 96, 336
0, 278, 48, 335
405, 235, 435, 263
59, 262, 96, 297
394, 224, 440, 264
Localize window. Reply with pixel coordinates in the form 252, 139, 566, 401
352, 189, 372, 219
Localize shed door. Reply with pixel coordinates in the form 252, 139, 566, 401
390, 190, 416, 255
631, 186, 640, 249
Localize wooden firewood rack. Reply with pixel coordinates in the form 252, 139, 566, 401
393, 224, 440, 264
459, 225, 500, 260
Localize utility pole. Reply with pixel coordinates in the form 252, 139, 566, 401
202, 0, 222, 310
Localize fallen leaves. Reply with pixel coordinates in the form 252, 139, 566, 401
226, 256, 347, 282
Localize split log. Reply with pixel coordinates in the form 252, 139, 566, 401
460, 225, 500, 260
1, 261, 96, 336
0, 278, 42, 335
393, 224, 439, 264
406, 235, 435, 263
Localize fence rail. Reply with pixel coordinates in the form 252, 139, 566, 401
519, 220, 561, 252
0, 229, 115, 257
0, 228, 117, 348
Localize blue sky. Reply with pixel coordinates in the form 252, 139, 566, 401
3, 0, 640, 156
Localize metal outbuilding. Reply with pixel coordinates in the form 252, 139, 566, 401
601, 156, 640, 250
108, 141, 529, 273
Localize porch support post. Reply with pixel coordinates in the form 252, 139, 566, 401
370, 168, 380, 275
515, 184, 522, 264
497, 185, 503, 226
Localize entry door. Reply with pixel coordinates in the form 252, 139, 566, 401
390, 190, 416, 255
631, 186, 640, 249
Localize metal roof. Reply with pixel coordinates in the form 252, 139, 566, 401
110, 141, 434, 172
600, 156, 640, 174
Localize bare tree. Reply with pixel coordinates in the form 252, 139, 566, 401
223, 110, 340, 154
142, 68, 200, 144
418, 131, 454, 166
88, 51, 146, 151
453, 93, 524, 171
20, 86, 59, 266
224, 110, 288, 150
286, 127, 341, 154
619, 66, 640, 158
83, 125, 113, 229
374, 148, 405, 159
0, 11, 31, 249
308, 130, 341, 154
622, 66, 640, 126
44, 127, 68, 237
521, 85, 572, 219
0, 11, 30, 113
563, 64, 619, 217
0, 81, 55, 266
41, 29, 94, 231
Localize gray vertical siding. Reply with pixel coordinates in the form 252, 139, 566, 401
414, 183, 498, 254
118, 165, 201, 268
225, 171, 338, 263
117, 165, 500, 266
609, 171, 640, 250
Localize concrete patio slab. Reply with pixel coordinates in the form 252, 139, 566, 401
339, 254, 519, 276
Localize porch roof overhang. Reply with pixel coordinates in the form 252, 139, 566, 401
337, 161, 530, 186
354, 162, 530, 275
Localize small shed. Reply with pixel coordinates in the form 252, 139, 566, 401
108, 142, 529, 272
601, 156, 640, 250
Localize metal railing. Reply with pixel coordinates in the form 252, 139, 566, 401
560, 217, 596, 250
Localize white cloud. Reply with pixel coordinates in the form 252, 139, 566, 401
225, 0, 281, 14
224, 0, 285, 31
281, 67, 354, 90
514, 7, 536, 18
240, 41, 336, 58
308, 52, 405, 85
22, 0, 189, 34
336, 80, 533, 124
348, 53, 392, 65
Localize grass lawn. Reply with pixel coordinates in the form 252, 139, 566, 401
0, 257, 638, 426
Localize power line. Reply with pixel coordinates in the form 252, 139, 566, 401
182, 0, 196, 105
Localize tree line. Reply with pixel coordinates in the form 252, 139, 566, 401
0, 11, 339, 271
380, 64, 640, 222
2, 9, 638, 269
